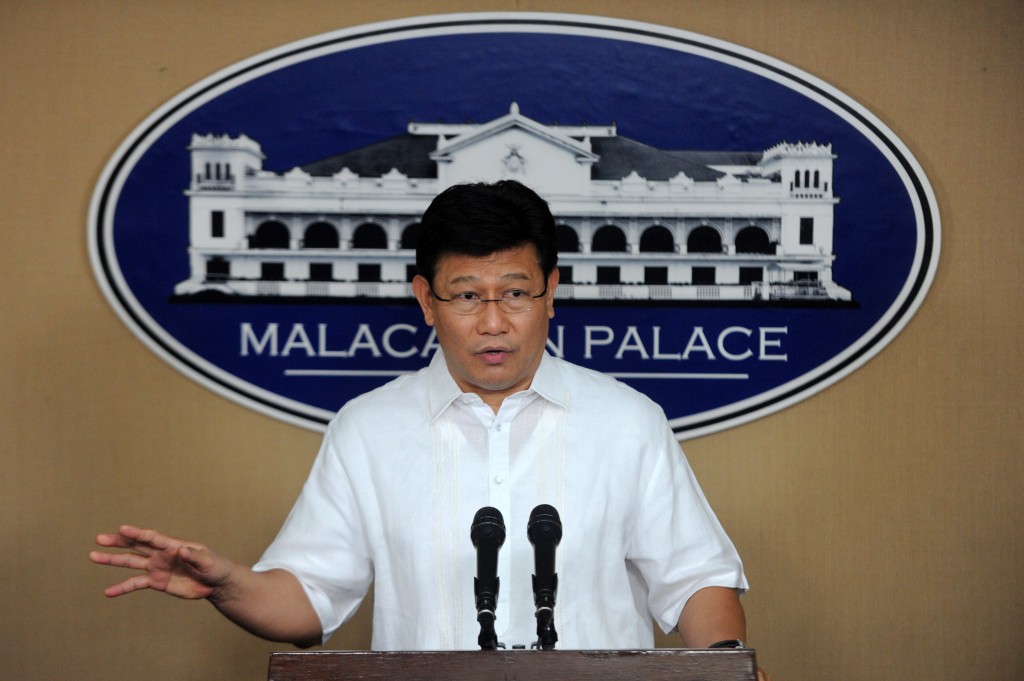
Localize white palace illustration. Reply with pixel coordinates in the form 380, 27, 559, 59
175, 103, 852, 304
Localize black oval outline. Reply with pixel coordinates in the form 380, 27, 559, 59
90, 15, 938, 435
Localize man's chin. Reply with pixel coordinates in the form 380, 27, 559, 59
468, 369, 526, 395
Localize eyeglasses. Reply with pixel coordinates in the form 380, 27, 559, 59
429, 283, 549, 315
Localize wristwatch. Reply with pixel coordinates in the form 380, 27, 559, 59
708, 639, 746, 649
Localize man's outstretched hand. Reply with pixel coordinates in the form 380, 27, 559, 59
90, 525, 321, 645
90, 525, 233, 600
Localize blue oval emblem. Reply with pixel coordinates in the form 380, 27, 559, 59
89, 13, 940, 439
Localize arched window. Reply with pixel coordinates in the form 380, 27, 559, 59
251, 221, 289, 249
303, 222, 339, 249
591, 225, 627, 252
687, 226, 722, 253
352, 222, 387, 249
401, 222, 421, 250
640, 225, 674, 253
735, 226, 773, 254
557, 224, 580, 253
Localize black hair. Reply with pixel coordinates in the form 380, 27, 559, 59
415, 180, 558, 285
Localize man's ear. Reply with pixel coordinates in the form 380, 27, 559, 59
412, 275, 436, 326
545, 267, 560, 319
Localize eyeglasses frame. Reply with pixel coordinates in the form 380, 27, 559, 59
427, 280, 550, 314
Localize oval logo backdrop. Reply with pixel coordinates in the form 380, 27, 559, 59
89, 13, 940, 439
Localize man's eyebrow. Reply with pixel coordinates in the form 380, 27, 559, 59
447, 272, 532, 285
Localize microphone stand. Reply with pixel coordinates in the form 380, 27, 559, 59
474, 583, 502, 650
531, 575, 559, 650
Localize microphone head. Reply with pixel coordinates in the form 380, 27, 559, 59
527, 504, 562, 545
471, 506, 506, 549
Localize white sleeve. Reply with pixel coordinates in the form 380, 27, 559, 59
252, 418, 373, 643
626, 423, 748, 634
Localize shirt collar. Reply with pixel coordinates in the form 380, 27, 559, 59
528, 351, 569, 409
426, 349, 568, 422
426, 349, 463, 421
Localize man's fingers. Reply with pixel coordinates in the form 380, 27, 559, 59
178, 545, 214, 574
89, 550, 148, 570
89, 550, 114, 566
120, 526, 177, 551
94, 533, 124, 548
103, 574, 152, 597
95, 526, 179, 555
95, 525, 148, 549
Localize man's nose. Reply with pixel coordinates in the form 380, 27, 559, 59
475, 299, 511, 333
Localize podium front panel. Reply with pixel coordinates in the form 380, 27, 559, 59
268, 649, 757, 681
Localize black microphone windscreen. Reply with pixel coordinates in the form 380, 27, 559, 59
528, 504, 562, 545
471, 506, 506, 549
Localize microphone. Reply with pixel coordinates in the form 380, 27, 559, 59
527, 504, 562, 649
471, 506, 506, 650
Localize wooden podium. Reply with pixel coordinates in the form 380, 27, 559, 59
267, 649, 758, 680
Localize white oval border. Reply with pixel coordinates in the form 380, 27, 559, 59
88, 12, 941, 439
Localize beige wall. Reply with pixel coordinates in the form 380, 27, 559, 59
2, 1, 1021, 679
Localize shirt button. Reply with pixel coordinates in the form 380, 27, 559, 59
495, 424, 503, 432
494, 475, 504, 485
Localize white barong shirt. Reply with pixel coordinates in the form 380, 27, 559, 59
253, 350, 747, 649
